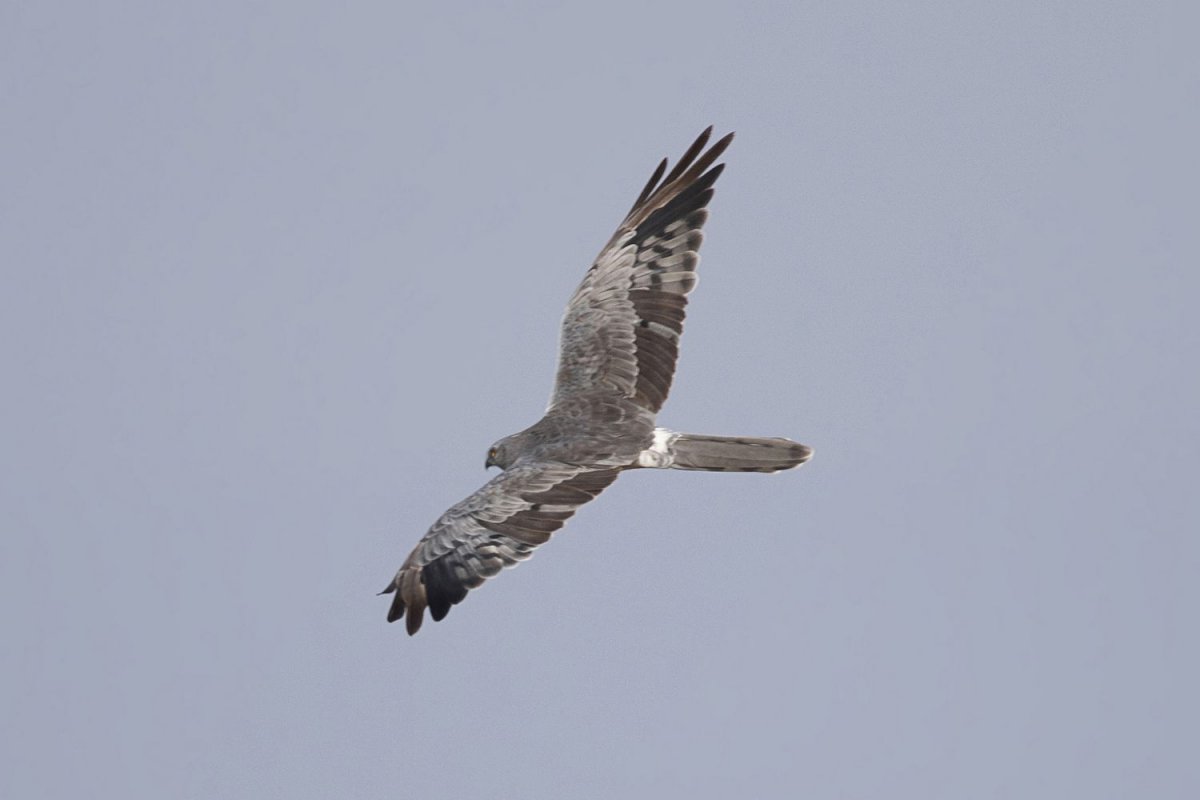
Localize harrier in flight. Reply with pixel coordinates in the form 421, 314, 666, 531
382, 128, 812, 634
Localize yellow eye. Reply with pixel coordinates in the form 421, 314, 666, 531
488, 448, 497, 460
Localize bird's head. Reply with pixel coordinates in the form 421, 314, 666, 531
486, 429, 536, 470
485, 439, 510, 470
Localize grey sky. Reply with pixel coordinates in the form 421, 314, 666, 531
2, 2, 1197, 797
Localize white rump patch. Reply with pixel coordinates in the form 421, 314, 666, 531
637, 428, 679, 468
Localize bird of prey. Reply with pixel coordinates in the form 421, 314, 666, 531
382, 127, 812, 634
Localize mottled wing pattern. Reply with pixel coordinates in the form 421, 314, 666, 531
381, 463, 622, 634
550, 127, 733, 413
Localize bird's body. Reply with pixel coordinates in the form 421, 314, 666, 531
383, 128, 812, 634
494, 394, 654, 468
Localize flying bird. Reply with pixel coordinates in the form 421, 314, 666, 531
382, 127, 812, 634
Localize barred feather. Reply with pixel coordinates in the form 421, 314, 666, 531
550, 128, 732, 412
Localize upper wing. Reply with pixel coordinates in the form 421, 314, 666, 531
549, 127, 733, 413
381, 462, 622, 635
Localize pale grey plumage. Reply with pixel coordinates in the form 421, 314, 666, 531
382, 128, 813, 635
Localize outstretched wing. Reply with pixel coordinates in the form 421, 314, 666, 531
550, 127, 733, 413
382, 463, 622, 635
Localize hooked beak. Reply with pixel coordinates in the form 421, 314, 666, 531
485, 455, 496, 470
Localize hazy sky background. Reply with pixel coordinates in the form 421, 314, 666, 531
3, 2, 1197, 797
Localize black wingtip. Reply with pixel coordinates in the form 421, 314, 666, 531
663, 127, 714, 186
628, 128, 735, 222
631, 157, 669, 214
386, 591, 405, 623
